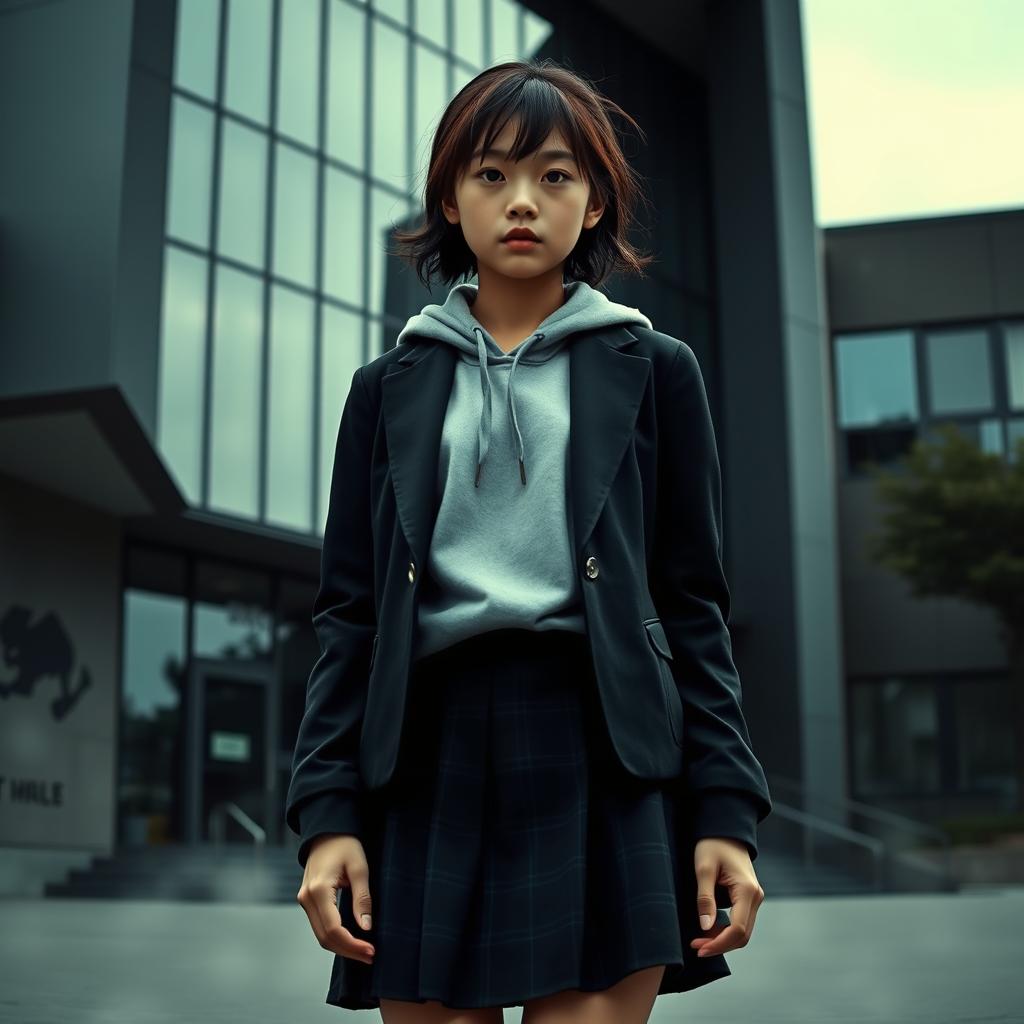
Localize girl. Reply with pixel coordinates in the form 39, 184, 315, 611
287, 59, 772, 1023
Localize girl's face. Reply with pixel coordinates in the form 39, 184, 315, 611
442, 119, 605, 282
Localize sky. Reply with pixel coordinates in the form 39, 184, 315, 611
800, 0, 1024, 226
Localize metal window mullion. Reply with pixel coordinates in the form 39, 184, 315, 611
312, 0, 330, 535
362, 3, 374, 364
202, 0, 231, 509
260, 0, 283, 524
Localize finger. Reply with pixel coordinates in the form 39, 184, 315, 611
696, 886, 755, 957
322, 919, 376, 965
306, 875, 376, 964
694, 857, 718, 935
316, 880, 376, 964
348, 860, 374, 933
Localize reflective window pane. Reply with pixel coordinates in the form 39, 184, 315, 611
166, 96, 214, 247
267, 285, 314, 531
491, 0, 519, 61
372, 21, 409, 189
119, 589, 187, 846
278, 0, 321, 147
852, 678, 940, 797
218, 120, 268, 268
834, 330, 918, 429
224, 0, 272, 124
414, 43, 448, 191
1007, 417, 1024, 463
273, 141, 317, 287
319, 304, 364, 533
925, 327, 992, 415
173, 0, 219, 99
157, 246, 208, 502
193, 561, 273, 661
324, 166, 365, 306
954, 678, 1015, 797
376, 0, 408, 25
453, 0, 484, 66
327, 1, 367, 168
415, 0, 447, 47
1005, 322, 1024, 410
368, 187, 404, 315
978, 417, 1003, 456
209, 264, 263, 518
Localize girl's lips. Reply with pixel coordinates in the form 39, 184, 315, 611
502, 238, 540, 250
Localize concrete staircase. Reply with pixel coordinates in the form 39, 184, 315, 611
44, 843, 303, 903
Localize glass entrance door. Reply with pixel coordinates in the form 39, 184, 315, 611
185, 658, 273, 843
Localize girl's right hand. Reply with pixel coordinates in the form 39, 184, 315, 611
296, 834, 376, 966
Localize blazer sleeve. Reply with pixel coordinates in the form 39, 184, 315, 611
285, 365, 377, 869
651, 340, 773, 861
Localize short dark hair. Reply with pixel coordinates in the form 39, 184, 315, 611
390, 58, 655, 290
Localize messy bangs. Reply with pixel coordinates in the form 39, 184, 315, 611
390, 59, 654, 290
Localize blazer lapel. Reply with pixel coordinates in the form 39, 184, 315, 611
381, 324, 649, 566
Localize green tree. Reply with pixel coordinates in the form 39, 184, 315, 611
865, 423, 1024, 811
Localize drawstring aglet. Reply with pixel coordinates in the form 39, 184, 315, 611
518, 457, 527, 485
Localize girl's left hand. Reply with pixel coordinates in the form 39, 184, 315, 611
690, 837, 765, 958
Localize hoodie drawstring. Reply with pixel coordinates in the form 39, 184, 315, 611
472, 326, 544, 487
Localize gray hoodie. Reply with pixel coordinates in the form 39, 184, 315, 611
396, 278, 653, 661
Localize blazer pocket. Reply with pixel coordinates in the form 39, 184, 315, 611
642, 617, 684, 748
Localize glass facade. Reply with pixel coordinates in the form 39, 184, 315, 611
850, 673, 1015, 801
157, 0, 553, 534
119, 543, 319, 845
833, 319, 1024, 474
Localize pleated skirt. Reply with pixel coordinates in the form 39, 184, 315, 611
326, 627, 733, 1012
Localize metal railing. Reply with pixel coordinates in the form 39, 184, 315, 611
208, 801, 267, 851
764, 773, 957, 892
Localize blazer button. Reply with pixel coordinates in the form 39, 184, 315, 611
584, 555, 599, 580
408, 560, 416, 584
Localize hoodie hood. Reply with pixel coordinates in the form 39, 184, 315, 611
396, 279, 652, 486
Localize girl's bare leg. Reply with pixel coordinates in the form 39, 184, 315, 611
521, 964, 666, 1024
379, 997, 504, 1024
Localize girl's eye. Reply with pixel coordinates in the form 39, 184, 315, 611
475, 168, 572, 184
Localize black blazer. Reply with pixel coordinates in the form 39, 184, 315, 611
286, 323, 773, 867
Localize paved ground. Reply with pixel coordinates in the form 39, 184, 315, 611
1, 888, 1022, 1022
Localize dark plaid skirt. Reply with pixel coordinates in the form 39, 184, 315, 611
327, 627, 733, 1012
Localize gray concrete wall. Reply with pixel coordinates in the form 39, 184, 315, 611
706, 0, 845, 811
0, 473, 121, 855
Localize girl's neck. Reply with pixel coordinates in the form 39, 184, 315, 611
469, 266, 567, 351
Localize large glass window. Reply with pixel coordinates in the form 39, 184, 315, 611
267, 285, 315, 531
320, 304, 365, 533
372, 20, 409, 190
157, 247, 207, 502
217, 120, 268, 269
1005, 322, 1024, 411
324, 166, 365, 305
193, 560, 274, 662
224, 0, 273, 125
277, 0, 321, 147
273, 141, 317, 287
166, 97, 214, 247
163, 0, 552, 535
119, 548, 188, 847
415, 0, 446, 48
209, 265, 263, 518
925, 327, 993, 415
835, 330, 918, 429
172, 0, 219, 100
851, 677, 941, 798
327, 1, 367, 168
